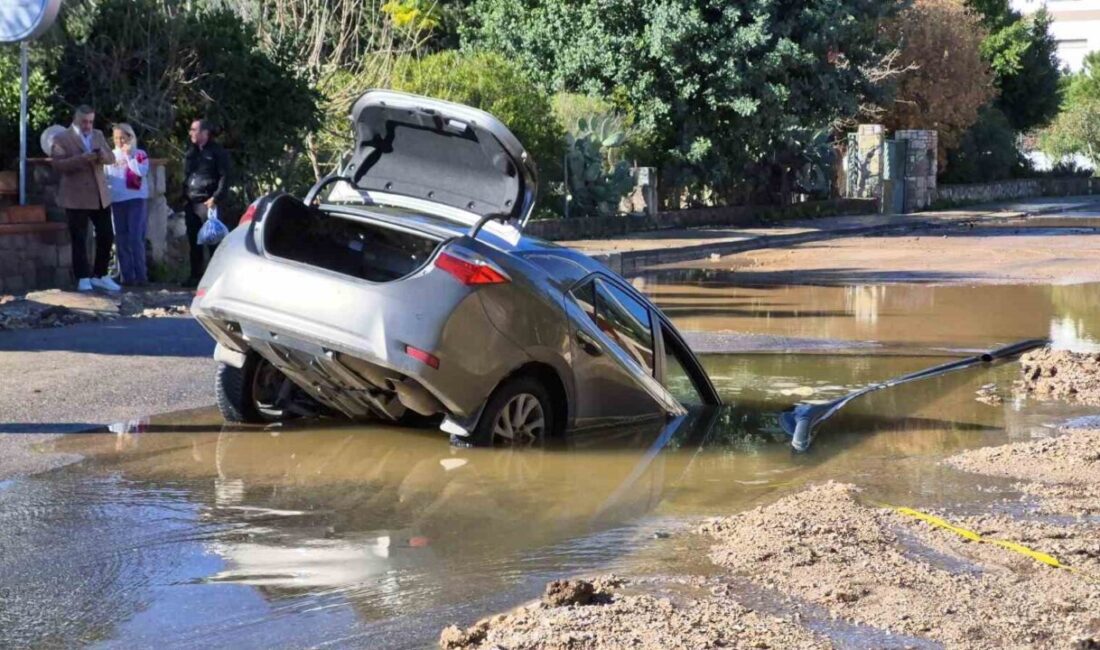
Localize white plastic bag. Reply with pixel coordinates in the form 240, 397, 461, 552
197, 206, 229, 246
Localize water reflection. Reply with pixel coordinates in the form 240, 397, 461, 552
645, 275, 1100, 352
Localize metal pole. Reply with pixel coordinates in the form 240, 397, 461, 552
19, 40, 29, 206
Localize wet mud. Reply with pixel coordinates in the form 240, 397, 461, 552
450, 472, 1100, 649
1018, 348, 1100, 406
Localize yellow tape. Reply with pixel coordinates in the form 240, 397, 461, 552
886, 504, 1098, 583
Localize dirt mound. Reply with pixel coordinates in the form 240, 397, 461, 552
439, 575, 829, 650
0, 288, 191, 331
1019, 348, 1100, 405
701, 481, 1100, 649
947, 427, 1100, 514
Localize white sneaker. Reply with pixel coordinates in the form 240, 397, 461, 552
91, 276, 122, 292
77, 278, 93, 292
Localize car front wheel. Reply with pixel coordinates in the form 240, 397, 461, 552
468, 375, 555, 447
215, 352, 293, 424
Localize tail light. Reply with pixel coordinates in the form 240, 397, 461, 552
434, 250, 510, 286
405, 345, 440, 369
238, 199, 260, 226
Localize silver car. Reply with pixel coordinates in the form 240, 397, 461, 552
191, 90, 720, 445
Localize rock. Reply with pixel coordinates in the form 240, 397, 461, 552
543, 579, 596, 607
439, 621, 488, 649
1018, 348, 1100, 406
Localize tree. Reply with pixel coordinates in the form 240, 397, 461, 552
882, 0, 995, 159
55, 0, 320, 199
1039, 99, 1100, 171
1065, 51, 1100, 106
966, 0, 1061, 131
1040, 53, 1100, 171
939, 106, 1023, 183
461, 0, 903, 205
0, 46, 55, 170
226, 0, 426, 182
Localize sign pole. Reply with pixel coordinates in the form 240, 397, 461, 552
19, 40, 29, 206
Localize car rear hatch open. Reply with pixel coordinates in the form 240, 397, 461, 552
339, 90, 539, 231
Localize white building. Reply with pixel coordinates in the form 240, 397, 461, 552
1011, 0, 1100, 72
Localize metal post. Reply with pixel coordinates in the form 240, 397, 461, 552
19, 40, 29, 206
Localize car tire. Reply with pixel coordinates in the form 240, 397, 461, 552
215, 352, 289, 424
469, 375, 555, 447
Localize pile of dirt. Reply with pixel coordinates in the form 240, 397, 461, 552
0, 288, 191, 331
947, 426, 1100, 516
1018, 348, 1100, 405
439, 576, 829, 650
701, 481, 1100, 649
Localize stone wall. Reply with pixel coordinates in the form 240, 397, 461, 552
28, 157, 175, 264
524, 198, 877, 241
933, 177, 1100, 206
0, 222, 72, 294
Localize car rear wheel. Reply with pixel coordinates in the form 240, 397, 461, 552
216, 352, 293, 423
469, 376, 555, 447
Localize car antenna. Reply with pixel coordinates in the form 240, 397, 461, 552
779, 338, 1048, 453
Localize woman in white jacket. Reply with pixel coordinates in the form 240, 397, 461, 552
105, 123, 150, 286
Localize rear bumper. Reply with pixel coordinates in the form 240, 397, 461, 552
192, 246, 530, 421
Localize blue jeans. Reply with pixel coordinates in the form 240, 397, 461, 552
111, 198, 148, 284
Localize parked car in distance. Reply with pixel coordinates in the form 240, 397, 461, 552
191, 90, 720, 446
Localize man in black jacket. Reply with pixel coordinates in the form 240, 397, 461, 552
182, 118, 231, 287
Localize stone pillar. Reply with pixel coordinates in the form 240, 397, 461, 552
145, 161, 171, 264
894, 130, 937, 212
848, 124, 885, 200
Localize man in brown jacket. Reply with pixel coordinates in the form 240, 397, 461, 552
50, 105, 121, 292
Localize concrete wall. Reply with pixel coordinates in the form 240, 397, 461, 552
933, 177, 1100, 206
1012, 0, 1100, 72
524, 198, 877, 241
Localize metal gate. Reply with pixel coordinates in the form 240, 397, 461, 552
883, 139, 908, 214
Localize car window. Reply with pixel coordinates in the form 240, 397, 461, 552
662, 327, 704, 406
572, 279, 597, 323
593, 279, 655, 375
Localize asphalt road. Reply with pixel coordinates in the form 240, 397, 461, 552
0, 317, 215, 479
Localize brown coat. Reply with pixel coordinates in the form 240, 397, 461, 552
51, 128, 115, 210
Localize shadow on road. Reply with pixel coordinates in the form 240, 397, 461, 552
0, 317, 213, 357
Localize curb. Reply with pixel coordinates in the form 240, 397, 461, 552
590, 199, 1100, 277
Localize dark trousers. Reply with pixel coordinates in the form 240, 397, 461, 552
184, 201, 218, 281
67, 207, 113, 280
112, 198, 148, 284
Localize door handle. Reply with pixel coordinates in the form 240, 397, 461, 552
575, 330, 603, 356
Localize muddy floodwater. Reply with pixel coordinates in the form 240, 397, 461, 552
646, 278, 1100, 353
3, 279, 1099, 648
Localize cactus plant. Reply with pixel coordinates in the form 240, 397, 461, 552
564, 115, 634, 218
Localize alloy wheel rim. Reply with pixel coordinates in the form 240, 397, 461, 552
492, 393, 546, 446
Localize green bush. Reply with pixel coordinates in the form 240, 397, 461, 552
391, 51, 564, 195
940, 106, 1024, 184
